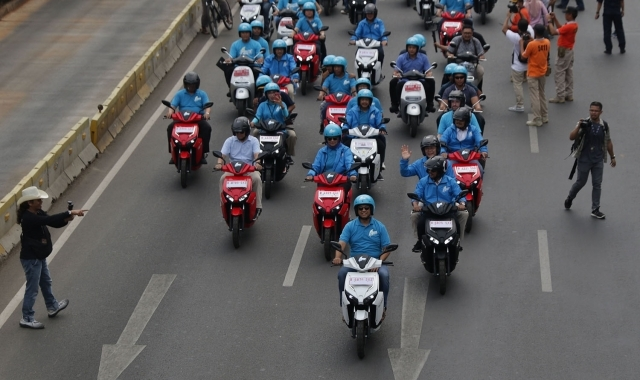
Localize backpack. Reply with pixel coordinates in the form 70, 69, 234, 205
568, 119, 609, 179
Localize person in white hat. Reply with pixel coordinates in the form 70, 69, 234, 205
16, 186, 87, 329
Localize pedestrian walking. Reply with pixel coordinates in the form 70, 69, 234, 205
520, 23, 550, 127
16, 186, 87, 329
503, 13, 534, 113
596, 0, 625, 54
564, 102, 616, 219
548, 6, 578, 103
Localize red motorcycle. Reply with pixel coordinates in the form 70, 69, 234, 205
433, 3, 471, 58
446, 139, 488, 233
302, 162, 357, 261
162, 100, 213, 188
212, 150, 264, 248
288, 25, 328, 96
314, 87, 351, 129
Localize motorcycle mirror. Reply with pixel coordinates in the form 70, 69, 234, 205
291, 67, 300, 74
320, 26, 329, 31
479, 139, 489, 147
457, 190, 469, 200
467, 75, 475, 82
383, 31, 391, 37
431, 62, 438, 69
221, 47, 228, 53
349, 162, 361, 171
389, 61, 397, 68
203, 102, 214, 109
406, 192, 423, 203
289, 113, 298, 119
301, 162, 313, 170
440, 141, 448, 149
313, 85, 323, 91
161, 100, 173, 108
347, 30, 355, 36
483, 44, 491, 52
479, 94, 487, 101
285, 24, 294, 29
449, 41, 457, 48
434, 94, 442, 102
434, 3, 444, 9
383, 244, 399, 253
330, 241, 344, 253
211, 150, 224, 159
338, 116, 347, 124
245, 108, 255, 117
259, 48, 266, 54
382, 118, 390, 124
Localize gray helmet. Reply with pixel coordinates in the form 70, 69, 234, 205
364, 3, 377, 17
420, 135, 441, 156
231, 117, 251, 135
425, 156, 446, 179
448, 90, 466, 107
183, 72, 200, 90
453, 107, 471, 125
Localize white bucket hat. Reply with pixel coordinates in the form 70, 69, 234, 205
17, 186, 49, 205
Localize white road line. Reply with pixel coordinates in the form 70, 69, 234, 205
401, 277, 429, 349
0, 36, 218, 332
538, 230, 552, 292
528, 113, 539, 153
282, 225, 311, 287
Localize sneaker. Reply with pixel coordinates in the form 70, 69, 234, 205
565, 96, 573, 101
201, 153, 208, 165
340, 8, 348, 14
526, 120, 542, 127
542, 118, 549, 124
591, 208, 606, 219
412, 240, 422, 252
286, 155, 294, 165
620, 49, 626, 54
549, 97, 565, 103
564, 196, 572, 209
253, 208, 262, 221
604, 50, 612, 55
226, 92, 231, 97
319, 124, 325, 134
381, 163, 386, 170
48, 299, 69, 318
376, 173, 384, 181
508, 105, 525, 112
19, 319, 44, 329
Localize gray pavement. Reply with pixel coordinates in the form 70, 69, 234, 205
1, 2, 640, 379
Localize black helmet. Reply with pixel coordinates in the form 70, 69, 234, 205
364, 3, 377, 17
425, 156, 446, 179
183, 72, 200, 90
448, 90, 466, 107
453, 107, 471, 125
231, 117, 251, 135
420, 135, 441, 156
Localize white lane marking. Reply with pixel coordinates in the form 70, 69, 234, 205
282, 225, 311, 287
529, 113, 539, 153
401, 277, 428, 349
0, 36, 218, 332
538, 230, 552, 292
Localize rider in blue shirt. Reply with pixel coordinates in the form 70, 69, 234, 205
261, 39, 300, 97
349, 4, 388, 64
318, 56, 356, 133
250, 20, 271, 53
294, 2, 327, 59
221, 23, 265, 91
436, 90, 480, 137
250, 82, 296, 162
346, 78, 382, 113
440, 107, 487, 175
389, 36, 436, 114
306, 124, 357, 180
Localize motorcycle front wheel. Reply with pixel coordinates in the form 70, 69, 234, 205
300, 71, 308, 95
323, 228, 333, 261
438, 259, 447, 295
356, 320, 366, 359
180, 159, 188, 188
465, 201, 474, 233
232, 216, 241, 248
264, 168, 272, 199
408, 115, 419, 137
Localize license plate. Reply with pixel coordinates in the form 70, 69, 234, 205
357, 49, 376, 58
404, 84, 422, 92
349, 276, 375, 286
430, 220, 453, 229
233, 68, 250, 77
260, 135, 280, 143
354, 140, 374, 149
243, 4, 259, 12
174, 126, 195, 134
328, 107, 345, 114
279, 19, 293, 27
443, 21, 460, 28
298, 44, 314, 51
318, 190, 341, 198
456, 166, 478, 174
226, 180, 248, 188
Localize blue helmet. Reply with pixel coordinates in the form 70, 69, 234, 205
256, 75, 273, 88
412, 34, 426, 48
333, 56, 347, 72
238, 23, 252, 36
250, 20, 264, 30
357, 89, 373, 102
444, 63, 459, 75
353, 194, 375, 215
323, 123, 342, 138
272, 39, 287, 53
323, 55, 336, 66
302, 2, 316, 12
452, 65, 468, 76
406, 36, 421, 49
264, 82, 280, 93
297, 0, 307, 7
355, 77, 372, 90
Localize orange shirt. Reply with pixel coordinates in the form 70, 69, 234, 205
522, 38, 550, 77
557, 22, 578, 49
510, 8, 530, 33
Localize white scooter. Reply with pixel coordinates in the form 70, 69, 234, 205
240, 0, 276, 40
348, 30, 391, 86
390, 61, 437, 138
332, 241, 397, 359
340, 117, 389, 192
276, 7, 298, 54
221, 47, 265, 117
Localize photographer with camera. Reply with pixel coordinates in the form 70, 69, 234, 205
503, 12, 534, 113
564, 102, 616, 219
508, 0, 530, 33
548, 7, 578, 104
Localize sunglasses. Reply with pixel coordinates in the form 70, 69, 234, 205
233, 131, 246, 135
454, 76, 465, 80
326, 137, 340, 141
357, 206, 371, 211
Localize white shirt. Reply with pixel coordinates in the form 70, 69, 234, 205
506, 25, 535, 72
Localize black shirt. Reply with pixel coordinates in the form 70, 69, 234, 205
20, 210, 69, 260
598, 0, 622, 16
581, 121, 605, 163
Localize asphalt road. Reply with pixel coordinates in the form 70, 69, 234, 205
1, 1, 639, 379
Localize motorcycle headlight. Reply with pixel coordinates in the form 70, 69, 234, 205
334, 204, 341, 211
274, 149, 279, 154
369, 154, 375, 160
444, 236, 453, 244
363, 291, 378, 306
238, 194, 249, 202
429, 236, 439, 245
190, 139, 195, 144
473, 180, 478, 184
225, 194, 234, 202
297, 55, 303, 61
306, 55, 313, 61
174, 139, 179, 144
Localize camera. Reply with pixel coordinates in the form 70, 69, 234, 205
579, 119, 590, 129
521, 32, 531, 40
508, 2, 519, 13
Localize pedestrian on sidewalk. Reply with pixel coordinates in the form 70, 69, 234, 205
548, 6, 578, 104
17, 187, 87, 329
564, 102, 616, 219
520, 24, 550, 127
596, 0, 625, 54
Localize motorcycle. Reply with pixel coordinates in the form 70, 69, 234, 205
332, 241, 397, 359
348, 0, 367, 25
220, 47, 265, 117
270, 67, 299, 98
446, 46, 490, 91
435, 93, 487, 134
314, 86, 351, 129
389, 61, 437, 138
442, 139, 488, 233
474, 0, 496, 25
240, 0, 276, 40
255, 113, 297, 199
162, 100, 214, 188
414, 0, 436, 30
432, 3, 472, 58
348, 30, 391, 86
276, 8, 298, 54
407, 191, 467, 295
212, 150, 265, 248
286, 25, 328, 95
320, 0, 339, 15
302, 162, 359, 261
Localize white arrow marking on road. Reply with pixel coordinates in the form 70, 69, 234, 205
388, 277, 430, 380
283, 225, 311, 287
538, 230, 552, 292
97, 274, 176, 380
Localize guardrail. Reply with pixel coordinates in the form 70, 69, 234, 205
0, 0, 202, 262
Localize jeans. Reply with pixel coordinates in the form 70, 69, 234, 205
603, 14, 626, 52
338, 265, 389, 307
261, 2, 272, 34
568, 159, 604, 211
21, 259, 59, 321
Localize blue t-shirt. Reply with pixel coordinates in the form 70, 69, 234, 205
345, 106, 385, 131
220, 135, 261, 164
437, 110, 480, 135
170, 89, 210, 113
322, 74, 356, 95
440, 124, 488, 153
340, 217, 391, 258
440, 0, 472, 13
308, 143, 356, 177
261, 54, 300, 81
395, 52, 431, 73
295, 16, 323, 34
253, 101, 289, 124
230, 38, 264, 59
253, 37, 270, 54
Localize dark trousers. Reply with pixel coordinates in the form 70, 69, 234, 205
557, 0, 584, 9
167, 121, 212, 153
603, 14, 625, 52
389, 78, 435, 111
261, 2, 272, 33
568, 159, 604, 211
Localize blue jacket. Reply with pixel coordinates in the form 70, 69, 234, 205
437, 110, 480, 135
308, 144, 356, 177
414, 174, 465, 205
347, 96, 382, 114
230, 38, 264, 59
322, 73, 356, 95
351, 18, 388, 42
253, 101, 289, 124
261, 53, 300, 81
440, 124, 488, 153
345, 106, 386, 132
400, 156, 454, 179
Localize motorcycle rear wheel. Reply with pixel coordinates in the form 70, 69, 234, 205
180, 159, 188, 188
465, 201, 474, 233
264, 168, 272, 199
408, 115, 419, 138
438, 259, 447, 295
323, 228, 333, 261
232, 216, 241, 248
356, 320, 366, 359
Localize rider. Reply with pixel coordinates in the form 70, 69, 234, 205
346, 78, 382, 113
344, 89, 387, 179
293, 2, 327, 60
258, 0, 275, 37
389, 36, 436, 115
349, 4, 388, 65
261, 39, 300, 97
413, 156, 468, 250
441, 65, 485, 133
398, 33, 428, 56
215, 117, 263, 219
441, 24, 486, 91
441, 62, 459, 89
321, 54, 336, 82
165, 72, 212, 165
250, 82, 296, 162
250, 20, 270, 53
436, 90, 480, 137
254, 75, 296, 113
221, 23, 265, 93
317, 56, 356, 134
400, 135, 455, 252
436, 0, 472, 34
335, 195, 392, 320
440, 107, 488, 174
